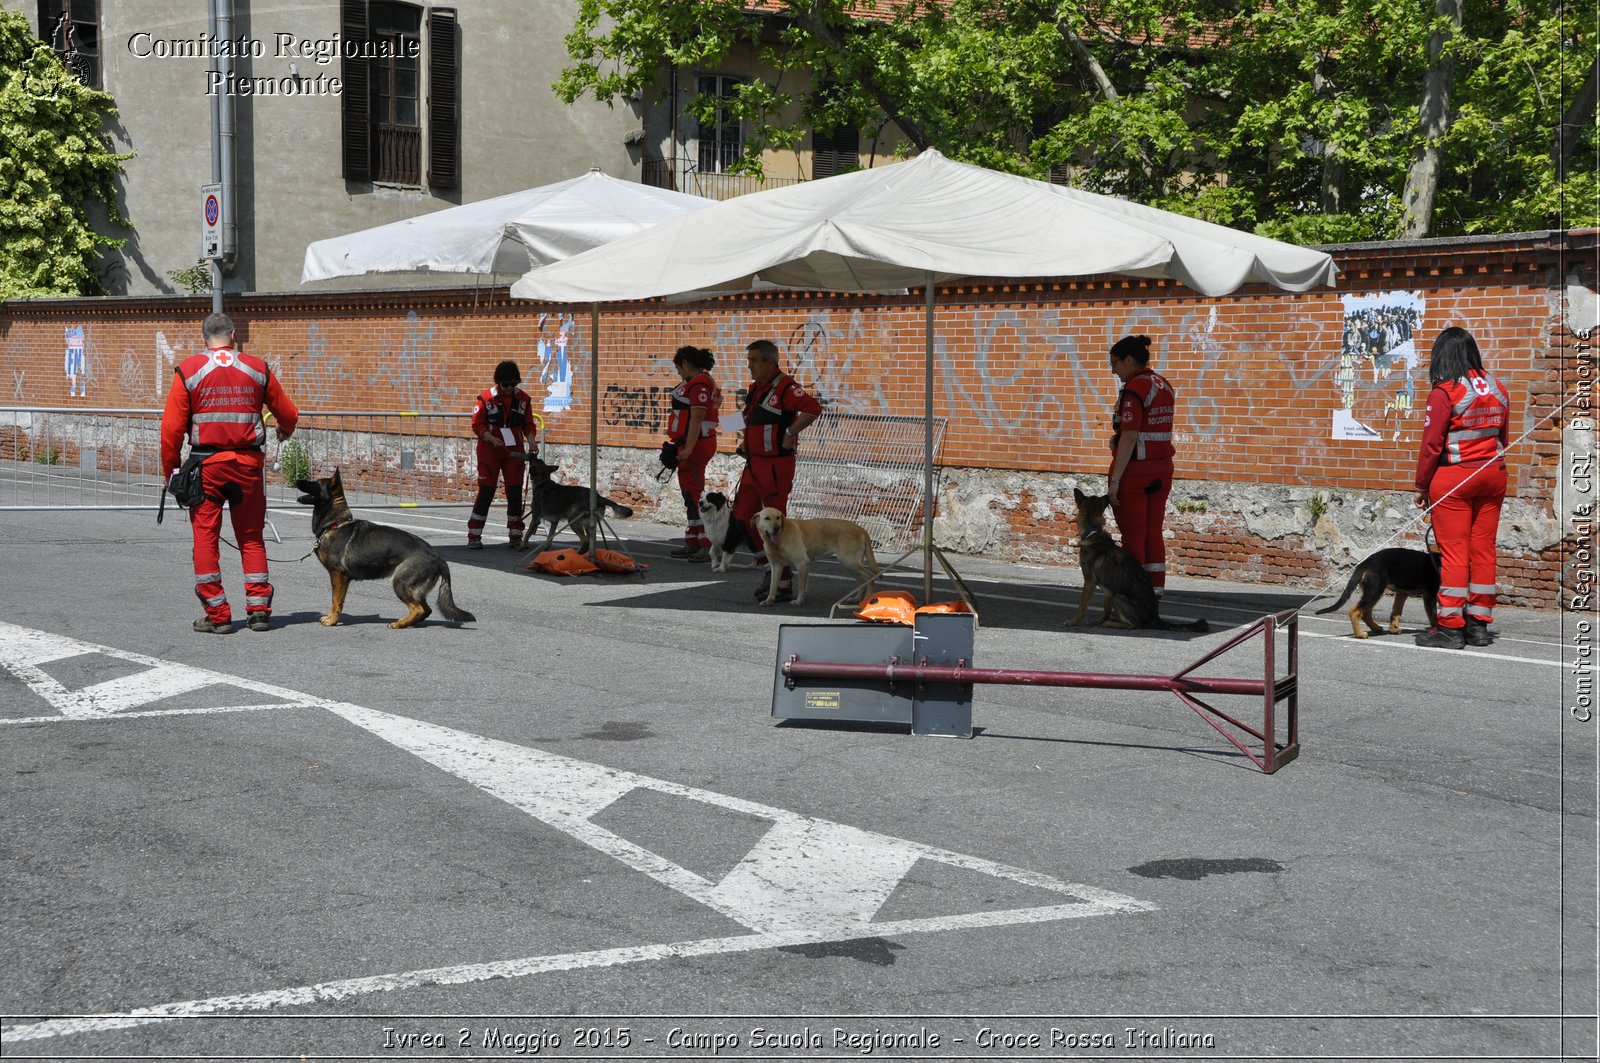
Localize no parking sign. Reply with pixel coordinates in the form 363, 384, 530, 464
201, 182, 223, 259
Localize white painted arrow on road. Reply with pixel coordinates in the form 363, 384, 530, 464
0, 621, 1154, 1045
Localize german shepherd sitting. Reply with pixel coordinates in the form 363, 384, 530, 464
1316, 547, 1441, 638
295, 470, 475, 629
525, 457, 634, 553
1068, 488, 1207, 631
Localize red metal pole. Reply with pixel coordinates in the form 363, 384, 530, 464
781, 660, 1266, 697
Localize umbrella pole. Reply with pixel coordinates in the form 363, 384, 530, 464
923, 275, 935, 602
589, 302, 600, 559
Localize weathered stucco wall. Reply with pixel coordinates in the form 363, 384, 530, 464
3, 231, 1594, 608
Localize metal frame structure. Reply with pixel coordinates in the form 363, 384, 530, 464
775, 608, 1301, 774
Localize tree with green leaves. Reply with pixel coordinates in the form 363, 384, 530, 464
0, 8, 130, 299
555, 0, 1597, 241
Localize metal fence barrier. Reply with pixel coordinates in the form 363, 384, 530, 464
0, 407, 477, 512
788, 412, 947, 550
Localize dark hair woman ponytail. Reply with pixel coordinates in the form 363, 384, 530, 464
1110, 335, 1153, 365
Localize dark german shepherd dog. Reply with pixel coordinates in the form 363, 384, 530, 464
1316, 546, 1441, 638
524, 457, 635, 553
1067, 488, 1208, 631
295, 469, 475, 629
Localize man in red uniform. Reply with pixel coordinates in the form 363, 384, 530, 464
160, 313, 299, 633
1413, 327, 1510, 648
666, 345, 721, 560
469, 360, 537, 549
1106, 334, 1176, 597
733, 339, 821, 601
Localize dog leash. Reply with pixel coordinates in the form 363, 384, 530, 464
1293, 389, 1587, 615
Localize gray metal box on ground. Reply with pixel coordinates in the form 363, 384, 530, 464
770, 614, 978, 737
771, 623, 914, 726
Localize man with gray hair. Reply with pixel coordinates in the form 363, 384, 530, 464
160, 313, 299, 632
732, 339, 821, 601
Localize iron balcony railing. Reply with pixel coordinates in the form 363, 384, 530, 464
641, 157, 803, 201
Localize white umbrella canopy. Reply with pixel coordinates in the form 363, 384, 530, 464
510, 148, 1336, 300
300, 170, 714, 283
509, 149, 1338, 598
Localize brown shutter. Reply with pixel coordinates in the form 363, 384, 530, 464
427, 7, 459, 189
341, 0, 372, 181
812, 124, 859, 180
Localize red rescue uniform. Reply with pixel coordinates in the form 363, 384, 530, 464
733, 372, 822, 565
1415, 369, 1510, 628
668, 371, 721, 550
1108, 368, 1176, 595
469, 385, 537, 545
160, 345, 299, 625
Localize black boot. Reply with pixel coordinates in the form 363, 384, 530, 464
1463, 616, 1492, 646
1414, 625, 1465, 649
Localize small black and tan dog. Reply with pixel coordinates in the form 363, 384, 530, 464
524, 457, 634, 553
1068, 488, 1207, 631
295, 469, 475, 629
1316, 546, 1441, 638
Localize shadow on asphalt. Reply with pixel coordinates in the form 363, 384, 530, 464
433, 536, 1316, 639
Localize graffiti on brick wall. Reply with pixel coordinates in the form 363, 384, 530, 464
536, 312, 576, 413
602, 384, 672, 432
782, 312, 891, 414
377, 312, 455, 412
149, 330, 189, 399
265, 322, 338, 410
1337, 291, 1423, 440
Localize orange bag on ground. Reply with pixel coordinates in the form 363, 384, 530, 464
525, 550, 600, 576
854, 590, 918, 625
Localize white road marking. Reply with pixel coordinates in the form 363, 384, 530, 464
4, 904, 1110, 1045
0, 623, 1154, 1044
1297, 627, 1565, 667
0, 622, 325, 721
329, 704, 1145, 937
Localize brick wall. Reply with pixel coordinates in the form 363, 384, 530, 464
3, 230, 1594, 608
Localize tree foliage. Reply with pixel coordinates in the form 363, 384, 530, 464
0, 8, 130, 299
556, 0, 1597, 241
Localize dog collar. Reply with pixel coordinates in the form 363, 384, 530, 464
318, 517, 355, 543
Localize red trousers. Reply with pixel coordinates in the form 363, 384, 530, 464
190, 457, 270, 623
676, 434, 717, 547
1110, 459, 1173, 595
1428, 462, 1506, 628
469, 443, 526, 541
734, 455, 797, 576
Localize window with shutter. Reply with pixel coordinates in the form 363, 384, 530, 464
340, 0, 372, 181
369, 2, 422, 185
811, 124, 860, 180
427, 8, 459, 189
341, 0, 458, 190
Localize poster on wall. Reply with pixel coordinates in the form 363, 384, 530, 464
537, 313, 575, 413
1334, 291, 1424, 440
64, 326, 86, 397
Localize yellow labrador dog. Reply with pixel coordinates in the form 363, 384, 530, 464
752, 506, 879, 607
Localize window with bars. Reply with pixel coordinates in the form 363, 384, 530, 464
695, 75, 746, 174
36, 0, 99, 88
341, 0, 458, 189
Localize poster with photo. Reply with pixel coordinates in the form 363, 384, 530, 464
1334, 290, 1424, 440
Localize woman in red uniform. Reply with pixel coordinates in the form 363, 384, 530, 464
1413, 327, 1510, 648
1106, 334, 1177, 597
666, 345, 721, 560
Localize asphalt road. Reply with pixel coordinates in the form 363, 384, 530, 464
0, 498, 1594, 1062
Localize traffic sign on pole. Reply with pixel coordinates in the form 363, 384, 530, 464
201, 183, 223, 260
